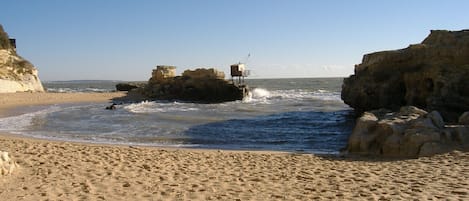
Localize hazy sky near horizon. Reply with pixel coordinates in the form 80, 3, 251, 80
1, 0, 468, 81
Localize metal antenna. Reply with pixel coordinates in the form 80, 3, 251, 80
244, 53, 251, 64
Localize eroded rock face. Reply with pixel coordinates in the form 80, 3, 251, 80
0, 25, 44, 93
347, 106, 469, 158
342, 30, 469, 122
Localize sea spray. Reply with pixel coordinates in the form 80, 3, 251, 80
243, 88, 271, 102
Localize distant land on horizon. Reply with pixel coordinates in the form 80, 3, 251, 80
42, 76, 347, 83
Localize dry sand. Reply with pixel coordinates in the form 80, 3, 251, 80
0, 92, 469, 200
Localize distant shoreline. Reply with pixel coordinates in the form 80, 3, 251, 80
40, 77, 347, 83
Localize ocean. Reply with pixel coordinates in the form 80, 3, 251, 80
0, 78, 355, 154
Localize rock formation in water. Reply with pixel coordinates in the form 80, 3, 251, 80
115, 82, 146, 91
135, 66, 248, 103
0, 25, 44, 93
347, 106, 469, 158
342, 30, 469, 122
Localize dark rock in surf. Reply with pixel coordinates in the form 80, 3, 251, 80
116, 82, 146, 91
105, 103, 117, 110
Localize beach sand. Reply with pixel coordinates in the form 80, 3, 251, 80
1, 92, 469, 200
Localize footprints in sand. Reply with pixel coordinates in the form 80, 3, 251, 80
1, 136, 469, 200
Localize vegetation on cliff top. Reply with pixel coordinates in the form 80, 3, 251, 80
0, 25, 11, 49
0, 24, 36, 80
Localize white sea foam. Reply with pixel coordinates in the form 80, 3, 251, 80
252, 88, 271, 98
124, 101, 200, 114
266, 89, 341, 102
46, 87, 112, 93
311, 89, 342, 101
243, 88, 272, 103
0, 105, 61, 132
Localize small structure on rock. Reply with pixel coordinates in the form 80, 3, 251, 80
230, 63, 248, 85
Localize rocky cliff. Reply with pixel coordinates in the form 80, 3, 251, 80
0, 25, 44, 93
342, 30, 469, 122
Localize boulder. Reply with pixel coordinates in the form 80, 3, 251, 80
0, 24, 44, 93
0, 151, 18, 175
342, 30, 469, 122
346, 106, 469, 158
151, 65, 176, 83
427, 111, 445, 129
459, 112, 469, 125
346, 112, 379, 154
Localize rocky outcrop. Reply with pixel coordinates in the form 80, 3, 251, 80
115, 82, 146, 91
0, 25, 44, 93
0, 151, 18, 175
347, 106, 469, 158
342, 30, 469, 122
141, 66, 248, 103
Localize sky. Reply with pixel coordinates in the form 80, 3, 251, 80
1, 0, 468, 81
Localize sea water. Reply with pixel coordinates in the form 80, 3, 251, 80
0, 78, 355, 154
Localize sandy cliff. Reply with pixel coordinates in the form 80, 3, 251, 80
0, 25, 44, 93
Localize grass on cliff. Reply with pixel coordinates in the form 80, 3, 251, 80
0, 25, 11, 50
0, 24, 36, 80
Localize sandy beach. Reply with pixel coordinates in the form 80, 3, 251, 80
0, 92, 468, 200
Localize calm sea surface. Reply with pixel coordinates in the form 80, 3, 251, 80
0, 78, 354, 154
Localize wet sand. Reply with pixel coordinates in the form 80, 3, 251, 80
0, 92, 468, 200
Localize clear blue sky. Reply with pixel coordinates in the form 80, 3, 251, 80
1, 0, 468, 81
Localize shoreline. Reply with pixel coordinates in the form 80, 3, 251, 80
1, 92, 468, 200
0, 92, 127, 118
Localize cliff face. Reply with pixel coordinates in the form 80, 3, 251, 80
342, 30, 469, 122
0, 25, 44, 93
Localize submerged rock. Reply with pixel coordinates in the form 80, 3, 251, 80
0, 24, 44, 93
342, 30, 469, 122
